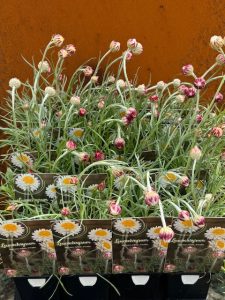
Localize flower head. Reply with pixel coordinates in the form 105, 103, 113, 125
178, 210, 190, 221
173, 78, 181, 87
114, 218, 141, 234
127, 38, 137, 49
38, 61, 50, 73
45, 184, 57, 199
193, 215, 205, 228
94, 150, 105, 161
144, 190, 160, 206
70, 96, 80, 105
45, 86, 56, 97
66, 140, 77, 150
61, 207, 71, 216
32, 229, 53, 242
117, 79, 126, 88
194, 77, 206, 89
58, 266, 70, 275
182, 64, 194, 76
109, 41, 120, 52
10, 152, 33, 169
83, 66, 93, 76
65, 44, 76, 55
88, 228, 112, 241
114, 137, 125, 150
79, 107, 87, 116
189, 146, 202, 160
132, 42, 143, 55
9, 78, 21, 89
159, 227, 174, 242
211, 127, 223, 138
210, 35, 224, 51
54, 220, 82, 236
91, 76, 99, 83
15, 174, 40, 192
216, 54, 225, 65
215, 92, 223, 103
108, 200, 122, 216
178, 176, 190, 187
146, 226, 162, 239
156, 81, 166, 90
51, 34, 64, 47
0, 221, 25, 238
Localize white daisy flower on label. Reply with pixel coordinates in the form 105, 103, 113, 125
15, 174, 40, 192
11, 153, 33, 169
0, 221, 25, 238
205, 227, 225, 240
45, 184, 57, 199
68, 128, 84, 140
147, 226, 162, 239
114, 218, 142, 234
209, 239, 225, 252
53, 220, 82, 236
56, 176, 77, 193
88, 228, 112, 241
153, 239, 169, 250
41, 239, 55, 253
96, 240, 112, 252
32, 229, 53, 242
173, 219, 198, 233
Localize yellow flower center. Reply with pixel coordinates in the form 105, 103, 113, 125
62, 177, 72, 185
22, 175, 36, 185
3, 223, 18, 232
61, 222, 76, 231
119, 111, 126, 117
51, 187, 56, 193
33, 130, 40, 137
153, 228, 161, 234
164, 172, 177, 182
95, 230, 108, 237
18, 154, 29, 163
38, 230, 52, 238
215, 240, 225, 249
47, 241, 55, 249
73, 129, 84, 138
212, 228, 225, 236
102, 241, 111, 250
181, 219, 193, 228
121, 219, 136, 228
160, 240, 168, 248
196, 180, 204, 189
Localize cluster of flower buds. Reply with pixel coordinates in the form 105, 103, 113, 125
127, 38, 143, 55
58, 44, 76, 58
179, 85, 197, 98
122, 107, 137, 125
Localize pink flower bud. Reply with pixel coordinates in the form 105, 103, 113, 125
194, 77, 206, 89
55, 111, 63, 118
113, 265, 124, 273
65, 44, 76, 56
58, 266, 70, 275
159, 227, 174, 242
83, 66, 93, 76
185, 87, 197, 98
179, 176, 190, 187
182, 64, 194, 76
127, 38, 137, 49
58, 48, 68, 58
164, 264, 176, 272
144, 190, 160, 206
48, 252, 57, 260
127, 107, 137, 118
79, 152, 90, 162
216, 54, 225, 65
79, 108, 87, 116
98, 100, 105, 109
70, 96, 80, 105
149, 95, 159, 102
178, 85, 188, 95
178, 210, 190, 221
109, 200, 122, 216
97, 181, 106, 191
91, 76, 98, 83
110, 41, 120, 52
70, 176, 79, 184
132, 43, 143, 55
51, 34, 64, 47
66, 140, 77, 150
61, 207, 71, 216
71, 248, 86, 257
193, 215, 205, 228
211, 127, 223, 137
125, 51, 133, 60
114, 137, 125, 149
5, 269, 17, 277
196, 114, 203, 123
189, 146, 202, 160
215, 92, 224, 103
94, 150, 105, 161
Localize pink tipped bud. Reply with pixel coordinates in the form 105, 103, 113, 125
216, 54, 225, 65
97, 100, 105, 109
51, 34, 64, 47
184, 87, 197, 98
94, 150, 105, 161
79, 152, 90, 162
210, 35, 224, 51
125, 51, 133, 60
61, 207, 71, 216
178, 85, 188, 95
66, 140, 77, 150
127, 107, 137, 118
215, 92, 224, 103
211, 127, 223, 137
83, 66, 93, 76
114, 137, 125, 150
79, 108, 87, 116
70, 176, 79, 185
194, 77, 206, 89
58, 48, 68, 58
193, 215, 205, 228
65, 44, 76, 56
110, 41, 120, 52
97, 181, 106, 191
179, 176, 190, 187
182, 64, 194, 76
127, 38, 137, 49
102, 251, 112, 260
149, 95, 159, 102
108, 200, 122, 216
196, 114, 203, 123
190, 146, 202, 160
58, 266, 70, 275
178, 210, 190, 221
144, 190, 160, 206
159, 227, 174, 242
132, 42, 143, 55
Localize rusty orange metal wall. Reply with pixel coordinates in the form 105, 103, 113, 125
0, 0, 225, 98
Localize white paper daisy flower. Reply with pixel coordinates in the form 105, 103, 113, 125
96, 240, 112, 252
10, 153, 33, 169
55, 176, 77, 193
114, 218, 142, 234
15, 174, 40, 192
205, 227, 225, 240
0, 221, 25, 238
53, 220, 82, 236
173, 219, 198, 233
69, 128, 84, 140
209, 239, 225, 252
45, 184, 57, 199
147, 226, 162, 239
32, 229, 53, 242
153, 239, 169, 250
159, 171, 178, 187
88, 228, 112, 241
